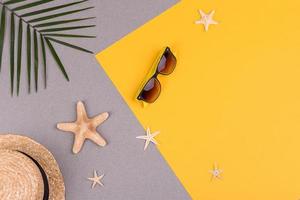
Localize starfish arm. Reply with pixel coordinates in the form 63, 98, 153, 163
57, 122, 77, 132
204, 23, 209, 31
98, 175, 104, 186
195, 20, 203, 24
77, 101, 88, 120
136, 136, 147, 139
86, 130, 107, 147
150, 138, 158, 145
146, 128, 151, 134
210, 19, 218, 25
209, 10, 215, 16
213, 163, 218, 169
92, 112, 109, 126
199, 9, 205, 17
72, 132, 86, 154
91, 181, 96, 188
151, 131, 160, 137
144, 139, 150, 150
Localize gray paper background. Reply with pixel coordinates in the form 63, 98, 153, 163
0, 0, 190, 199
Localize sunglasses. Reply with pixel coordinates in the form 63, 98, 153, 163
137, 47, 177, 103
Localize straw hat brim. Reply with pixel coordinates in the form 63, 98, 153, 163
0, 134, 65, 200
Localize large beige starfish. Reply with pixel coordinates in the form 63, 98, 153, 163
57, 101, 109, 154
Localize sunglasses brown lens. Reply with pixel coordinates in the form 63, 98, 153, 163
157, 47, 177, 75
138, 77, 161, 103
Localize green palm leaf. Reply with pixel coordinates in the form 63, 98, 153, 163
16, 18, 22, 95
26, 24, 31, 93
45, 38, 69, 81
10, 12, 14, 95
43, 33, 96, 38
13, 0, 54, 11
4, 0, 26, 5
33, 30, 38, 92
0, 6, 6, 71
21, 0, 88, 17
34, 17, 95, 28
40, 35, 46, 88
40, 25, 95, 33
46, 37, 93, 54
0, 0, 95, 95
28, 7, 94, 23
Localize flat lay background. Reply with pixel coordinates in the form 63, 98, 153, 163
98, 0, 300, 199
0, 0, 190, 200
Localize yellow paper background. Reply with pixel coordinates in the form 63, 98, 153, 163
97, 0, 300, 199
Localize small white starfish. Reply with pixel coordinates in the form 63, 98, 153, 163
87, 170, 104, 188
209, 163, 222, 180
136, 128, 159, 150
195, 10, 218, 31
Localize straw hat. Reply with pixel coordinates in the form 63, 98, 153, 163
0, 134, 65, 200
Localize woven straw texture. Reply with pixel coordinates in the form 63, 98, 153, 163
0, 134, 65, 200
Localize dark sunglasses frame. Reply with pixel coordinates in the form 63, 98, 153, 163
137, 47, 177, 103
